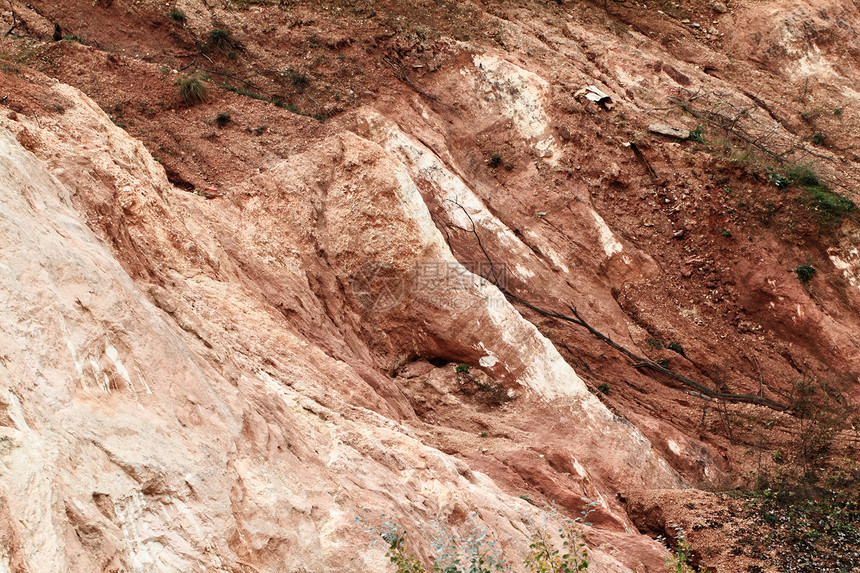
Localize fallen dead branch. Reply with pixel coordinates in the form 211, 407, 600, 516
445, 199, 790, 412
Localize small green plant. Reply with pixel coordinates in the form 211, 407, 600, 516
597, 383, 610, 395
795, 263, 816, 284
811, 132, 825, 145
646, 338, 664, 350
62, 34, 82, 42
833, 107, 843, 117
456, 364, 470, 374
768, 172, 790, 189
667, 341, 685, 356
720, 228, 732, 238
384, 527, 427, 573
487, 153, 502, 169
215, 111, 231, 127
479, 431, 489, 438
807, 186, 855, 223
784, 163, 820, 187
286, 67, 310, 92
664, 524, 694, 573
689, 125, 705, 143
525, 502, 596, 573
177, 74, 207, 104
772, 448, 785, 463
431, 516, 510, 573
781, 163, 856, 224
167, 9, 186, 23
208, 28, 234, 51
253, 125, 267, 135
520, 494, 532, 503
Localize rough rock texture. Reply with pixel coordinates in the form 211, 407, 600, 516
0, 0, 859, 571
0, 75, 679, 572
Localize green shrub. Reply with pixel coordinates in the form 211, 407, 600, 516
455, 364, 470, 374
720, 228, 732, 238
177, 74, 207, 104
664, 524, 694, 573
597, 383, 610, 395
374, 503, 598, 573
167, 9, 186, 23
784, 164, 822, 188
487, 153, 502, 169
525, 521, 589, 572
667, 341, 685, 356
780, 163, 855, 224
768, 173, 790, 189
286, 67, 310, 91
688, 125, 705, 143
795, 263, 816, 284
215, 111, 231, 127
807, 186, 855, 222
385, 529, 427, 573
208, 28, 234, 51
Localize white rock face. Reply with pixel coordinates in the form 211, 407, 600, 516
0, 78, 679, 571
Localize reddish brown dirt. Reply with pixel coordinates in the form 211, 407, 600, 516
2, 0, 859, 570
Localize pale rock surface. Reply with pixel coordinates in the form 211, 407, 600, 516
0, 77, 680, 571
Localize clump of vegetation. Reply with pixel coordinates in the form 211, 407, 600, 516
431, 516, 510, 573
737, 374, 859, 569
667, 341, 685, 356
177, 74, 208, 104
455, 364, 470, 374
771, 448, 785, 463
795, 263, 816, 284
487, 153, 502, 169
525, 518, 590, 572
782, 164, 855, 225
215, 111, 231, 127
208, 28, 236, 52
811, 132, 825, 145
720, 228, 732, 238
597, 383, 610, 395
373, 502, 597, 573
285, 67, 310, 92
768, 172, 790, 189
167, 9, 186, 23
688, 125, 705, 143
664, 524, 694, 573
385, 528, 427, 573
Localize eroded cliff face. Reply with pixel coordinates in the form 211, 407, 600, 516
0, 74, 680, 572
0, 0, 858, 571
